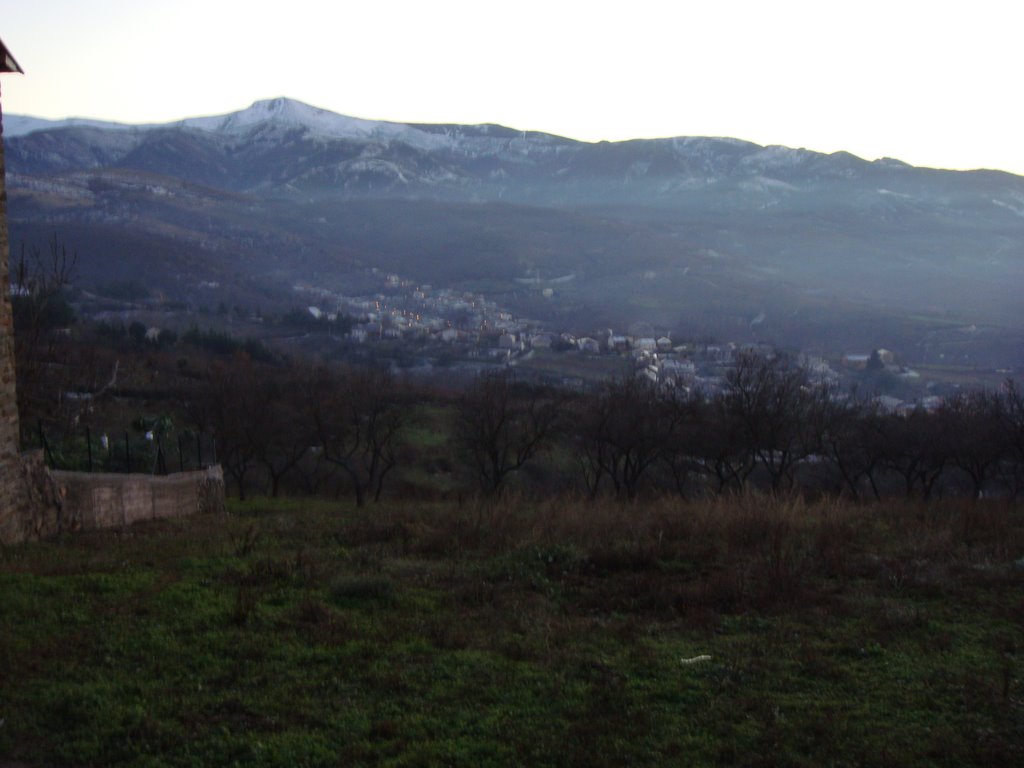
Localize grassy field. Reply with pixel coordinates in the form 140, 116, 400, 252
1, 495, 1022, 767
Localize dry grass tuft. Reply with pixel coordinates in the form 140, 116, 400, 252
346, 492, 1024, 617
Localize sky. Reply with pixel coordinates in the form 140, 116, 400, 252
2, 0, 1022, 175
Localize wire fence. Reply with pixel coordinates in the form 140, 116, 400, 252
33, 420, 217, 475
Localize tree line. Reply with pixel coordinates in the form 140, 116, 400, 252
12, 235, 1021, 503
186, 352, 1024, 504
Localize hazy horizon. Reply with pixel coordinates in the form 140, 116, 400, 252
3, 0, 1023, 176
6, 95, 1018, 178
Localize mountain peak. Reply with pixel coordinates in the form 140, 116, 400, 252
176, 96, 359, 134
238, 96, 332, 123
172, 97, 457, 149
251, 96, 293, 111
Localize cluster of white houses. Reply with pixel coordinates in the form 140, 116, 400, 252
292, 270, 947, 412
297, 279, 534, 347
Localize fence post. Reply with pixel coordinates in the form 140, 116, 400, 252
86, 426, 93, 472
155, 437, 164, 475
125, 432, 131, 473
178, 434, 185, 473
38, 420, 55, 469
196, 433, 203, 469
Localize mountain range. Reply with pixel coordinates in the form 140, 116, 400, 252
5, 98, 1024, 366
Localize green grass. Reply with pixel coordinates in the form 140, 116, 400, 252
401, 403, 452, 447
1, 496, 1022, 766
395, 404, 461, 496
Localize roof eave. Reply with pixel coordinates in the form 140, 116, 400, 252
0, 37, 24, 74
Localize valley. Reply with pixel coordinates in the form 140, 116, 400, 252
5, 97, 1023, 376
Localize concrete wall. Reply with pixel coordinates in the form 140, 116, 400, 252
47, 466, 226, 534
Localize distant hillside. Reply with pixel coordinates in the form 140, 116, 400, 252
6, 98, 1024, 366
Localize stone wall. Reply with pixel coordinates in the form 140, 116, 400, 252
0, 87, 226, 546
0, 452, 52, 543
0, 453, 227, 545
44, 466, 226, 535
0, 81, 28, 538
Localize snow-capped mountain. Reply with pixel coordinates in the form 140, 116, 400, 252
9, 97, 1024, 213
3, 97, 430, 142
5, 97, 1024, 367
172, 97, 458, 151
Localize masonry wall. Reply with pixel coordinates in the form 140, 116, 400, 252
0, 81, 29, 541
0, 87, 227, 545
43, 466, 226, 535
1, 454, 227, 544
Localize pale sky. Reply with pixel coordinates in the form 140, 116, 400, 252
2, 0, 1022, 175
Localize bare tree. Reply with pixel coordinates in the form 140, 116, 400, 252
309, 366, 405, 506
191, 356, 259, 499
942, 390, 1008, 499
698, 395, 758, 494
455, 371, 562, 497
12, 236, 78, 434
247, 366, 313, 498
1001, 380, 1024, 498
819, 398, 885, 501
723, 353, 821, 491
574, 377, 664, 500
572, 390, 613, 499
877, 409, 950, 500
657, 389, 707, 499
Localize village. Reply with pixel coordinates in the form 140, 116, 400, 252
290, 268, 948, 413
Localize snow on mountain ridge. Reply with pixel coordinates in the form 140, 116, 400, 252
11, 98, 1002, 184
5, 99, 790, 165
3, 114, 138, 137
0, 99, 875, 174
172, 97, 456, 151
6, 98, 455, 151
